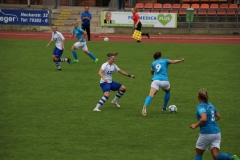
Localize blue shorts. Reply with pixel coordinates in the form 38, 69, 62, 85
100, 81, 122, 93
53, 47, 63, 58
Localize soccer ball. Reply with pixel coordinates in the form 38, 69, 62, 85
168, 105, 177, 113
104, 37, 109, 42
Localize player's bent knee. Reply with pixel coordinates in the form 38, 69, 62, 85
71, 46, 76, 51
120, 86, 126, 91
104, 92, 110, 98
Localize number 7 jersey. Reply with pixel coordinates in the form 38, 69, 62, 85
151, 59, 170, 81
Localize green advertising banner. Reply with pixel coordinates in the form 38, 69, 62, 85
101, 11, 177, 28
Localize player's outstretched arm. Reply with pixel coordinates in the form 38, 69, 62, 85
118, 70, 135, 79
46, 40, 53, 47
70, 34, 74, 39
169, 58, 184, 64
98, 69, 107, 82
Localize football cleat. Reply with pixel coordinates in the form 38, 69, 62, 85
67, 58, 72, 66
233, 155, 240, 160
142, 106, 147, 116
162, 108, 168, 112
93, 108, 101, 111
71, 59, 79, 63
111, 101, 120, 108
94, 58, 99, 64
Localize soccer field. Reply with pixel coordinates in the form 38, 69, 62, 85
0, 39, 240, 160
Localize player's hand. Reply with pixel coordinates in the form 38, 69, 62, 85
103, 78, 107, 82
62, 46, 64, 50
79, 39, 82, 42
46, 44, 49, 47
190, 124, 197, 130
131, 75, 135, 79
181, 58, 185, 62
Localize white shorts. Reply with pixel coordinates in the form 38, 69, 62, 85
151, 80, 170, 91
74, 42, 88, 51
196, 133, 221, 150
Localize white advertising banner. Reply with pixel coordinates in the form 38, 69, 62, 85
101, 11, 177, 28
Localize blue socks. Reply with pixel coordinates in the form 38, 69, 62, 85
144, 96, 153, 107
216, 153, 233, 160
88, 52, 96, 60
72, 50, 78, 60
194, 155, 202, 160
163, 92, 170, 109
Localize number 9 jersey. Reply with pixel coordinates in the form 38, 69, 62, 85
151, 59, 170, 81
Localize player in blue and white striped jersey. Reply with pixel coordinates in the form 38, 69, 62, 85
93, 52, 135, 111
46, 25, 71, 70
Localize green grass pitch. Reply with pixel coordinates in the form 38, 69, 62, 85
0, 39, 240, 160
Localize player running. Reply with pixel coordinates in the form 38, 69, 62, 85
190, 88, 239, 160
142, 52, 184, 116
93, 52, 135, 111
46, 25, 71, 70
70, 21, 98, 64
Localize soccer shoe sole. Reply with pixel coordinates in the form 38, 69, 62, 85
142, 106, 147, 116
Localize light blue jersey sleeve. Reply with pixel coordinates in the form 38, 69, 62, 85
197, 106, 206, 115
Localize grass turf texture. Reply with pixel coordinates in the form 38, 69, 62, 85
0, 39, 240, 160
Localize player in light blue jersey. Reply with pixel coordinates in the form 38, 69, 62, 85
190, 89, 239, 160
70, 21, 98, 63
46, 25, 71, 70
142, 52, 184, 116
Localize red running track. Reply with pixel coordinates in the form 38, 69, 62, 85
0, 31, 240, 44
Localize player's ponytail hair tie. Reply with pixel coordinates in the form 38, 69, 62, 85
107, 52, 119, 58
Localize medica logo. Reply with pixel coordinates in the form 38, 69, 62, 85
0, 10, 18, 23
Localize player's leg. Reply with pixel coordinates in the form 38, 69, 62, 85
55, 49, 71, 66
142, 80, 159, 116
216, 153, 240, 160
71, 43, 79, 63
82, 43, 98, 64
194, 133, 213, 160
111, 82, 126, 107
210, 133, 239, 160
94, 83, 110, 111
162, 81, 171, 111
195, 148, 205, 160
52, 47, 61, 70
